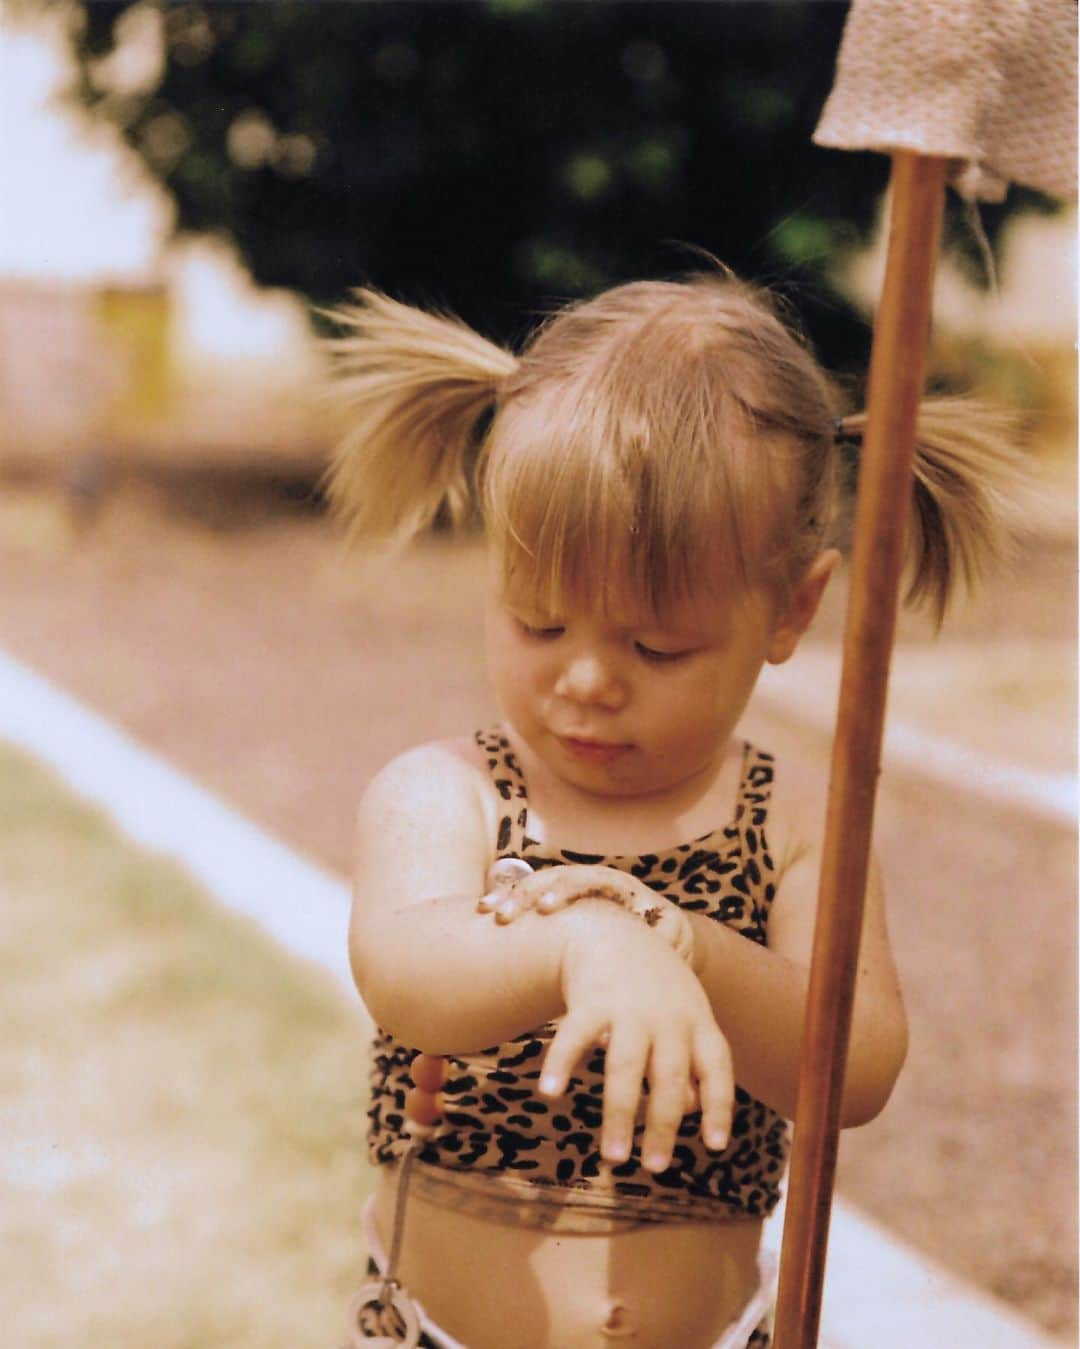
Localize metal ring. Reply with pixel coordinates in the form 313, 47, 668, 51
485, 856, 532, 891
347, 1280, 422, 1347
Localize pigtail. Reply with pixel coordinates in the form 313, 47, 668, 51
835, 397, 1024, 625
322, 289, 517, 547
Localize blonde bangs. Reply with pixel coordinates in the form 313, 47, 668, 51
481, 358, 791, 619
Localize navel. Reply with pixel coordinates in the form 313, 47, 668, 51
599, 1299, 638, 1338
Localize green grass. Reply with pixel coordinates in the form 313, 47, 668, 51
1, 742, 375, 1348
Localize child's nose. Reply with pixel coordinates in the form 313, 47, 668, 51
555, 654, 625, 707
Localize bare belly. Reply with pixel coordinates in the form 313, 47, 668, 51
372, 1169, 764, 1349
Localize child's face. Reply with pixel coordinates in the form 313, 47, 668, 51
485, 572, 785, 801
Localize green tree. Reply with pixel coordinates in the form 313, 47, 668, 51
66, 0, 1046, 368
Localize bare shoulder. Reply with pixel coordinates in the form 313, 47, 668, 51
352, 735, 499, 931
359, 735, 494, 843
362, 735, 487, 803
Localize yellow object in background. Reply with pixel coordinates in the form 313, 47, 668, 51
96, 283, 172, 437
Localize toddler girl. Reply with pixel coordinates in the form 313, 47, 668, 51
327, 273, 1015, 1348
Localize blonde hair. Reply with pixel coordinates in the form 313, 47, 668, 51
324, 274, 1020, 623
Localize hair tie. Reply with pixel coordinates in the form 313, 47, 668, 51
832, 417, 862, 450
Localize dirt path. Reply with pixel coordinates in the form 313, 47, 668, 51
2, 475, 1075, 1339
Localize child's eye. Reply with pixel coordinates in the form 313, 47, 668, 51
517, 621, 565, 640
634, 642, 693, 665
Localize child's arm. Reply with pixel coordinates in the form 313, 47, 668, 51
349, 741, 567, 1051
687, 850, 907, 1127
351, 741, 734, 1169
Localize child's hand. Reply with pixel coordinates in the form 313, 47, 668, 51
478, 861, 697, 968
542, 900, 733, 1173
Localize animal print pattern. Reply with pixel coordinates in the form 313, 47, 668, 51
366, 728, 789, 1224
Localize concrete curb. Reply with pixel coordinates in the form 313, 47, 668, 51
762, 1193, 1067, 1348
0, 649, 353, 994
0, 649, 1066, 1348
757, 653, 1076, 828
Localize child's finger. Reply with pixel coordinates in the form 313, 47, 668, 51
694, 1026, 735, 1152
599, 1026, 649, 1165
477, 889, 528, 915
522, 872, 589, 913
640, 1035, 691, 1173
539, 1009, 607, 1100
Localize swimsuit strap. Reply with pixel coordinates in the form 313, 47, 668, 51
736, 742, 775, 822
475, 727, 531, 856
732, 743, 778, 920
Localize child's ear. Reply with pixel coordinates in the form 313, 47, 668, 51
766, 550, 840, 665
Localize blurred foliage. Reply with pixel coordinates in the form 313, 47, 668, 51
61, 0, 1054, 372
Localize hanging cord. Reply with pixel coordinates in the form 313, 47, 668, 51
381, 1142, 421, 1303
344, 1056, 444, 1347
343, 858, 531, 1346
962, 196, 1001, 298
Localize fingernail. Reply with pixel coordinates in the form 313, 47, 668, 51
540, 1075, 560, 1096
495, 898, 516, 924
537, 891, 558, 912
604, 1135, 630, 1163
707, 1130, 728, 1152
644, 1150, 668, 1172
476, 892, 496, 911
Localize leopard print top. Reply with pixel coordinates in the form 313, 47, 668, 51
366, 727, 790, 1230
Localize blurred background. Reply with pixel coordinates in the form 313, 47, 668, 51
1, 0, 1073, 484
1, 1, 1075, 1345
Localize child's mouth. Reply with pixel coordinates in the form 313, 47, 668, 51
559, 737, 632, 765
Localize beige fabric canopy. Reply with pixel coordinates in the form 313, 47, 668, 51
815, 0, 1077, 202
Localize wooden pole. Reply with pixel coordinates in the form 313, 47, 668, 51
772, 150, 949, 1349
